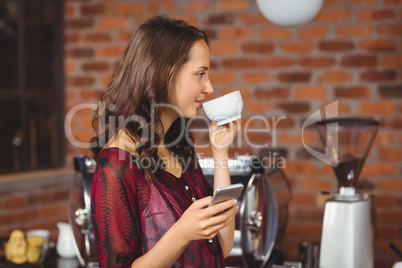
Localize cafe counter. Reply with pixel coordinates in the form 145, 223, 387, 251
0, 247, 81, 268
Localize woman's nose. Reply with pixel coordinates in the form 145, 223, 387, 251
203, 79, 214, 95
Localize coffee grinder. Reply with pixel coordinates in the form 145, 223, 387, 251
316, 118, 379, 268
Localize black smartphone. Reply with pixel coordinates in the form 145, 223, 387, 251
209, 183, 244, 207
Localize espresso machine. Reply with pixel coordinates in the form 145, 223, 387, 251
70, 155, 99, 267
316, 118, 379, 268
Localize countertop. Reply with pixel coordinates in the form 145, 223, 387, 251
0, 247, 81, 268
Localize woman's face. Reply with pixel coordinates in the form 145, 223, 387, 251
167, 40, 213, 119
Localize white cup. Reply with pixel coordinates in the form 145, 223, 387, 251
26, 229, 50, 243
202, 90, 243, 126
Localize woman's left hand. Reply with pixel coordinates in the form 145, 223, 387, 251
209, 119, 241, 157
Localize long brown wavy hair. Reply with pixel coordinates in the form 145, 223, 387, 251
90, 16, 209, 182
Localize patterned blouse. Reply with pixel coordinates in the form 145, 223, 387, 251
91, 148, 225, 268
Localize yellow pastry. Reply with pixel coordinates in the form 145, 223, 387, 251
5, 230, 27, 264
26, 236, 45, 263
26, 245, 41, 263
27, 236, 45, 247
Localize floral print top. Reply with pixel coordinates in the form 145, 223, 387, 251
91, 147, 225, 268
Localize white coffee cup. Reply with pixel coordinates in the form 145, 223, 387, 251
202, 90, 243, 126
26, 229, 50, 242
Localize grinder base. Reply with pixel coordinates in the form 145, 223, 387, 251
319, 198, 373, 268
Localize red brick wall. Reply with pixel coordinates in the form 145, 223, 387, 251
64, 0, 401, 265
0, 172, 73, 241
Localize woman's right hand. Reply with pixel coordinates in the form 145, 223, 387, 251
172, 196, 238, 244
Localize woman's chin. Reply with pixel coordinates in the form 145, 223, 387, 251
183, 109, 199, 119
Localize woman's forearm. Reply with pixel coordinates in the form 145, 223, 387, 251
213, 155, 236, 258
217, 219, 236, 258
213, 155, 230, 191
131, 224, 188, 268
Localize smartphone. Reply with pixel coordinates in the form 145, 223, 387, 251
209, 183, 244, 207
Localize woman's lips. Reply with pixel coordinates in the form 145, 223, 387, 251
195, 100, 204, 108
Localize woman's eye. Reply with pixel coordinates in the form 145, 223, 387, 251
197, 72, 205, 78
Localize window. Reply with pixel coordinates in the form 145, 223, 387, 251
0, 0, 64, 174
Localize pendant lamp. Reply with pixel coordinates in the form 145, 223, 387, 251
256, 0, 324, 26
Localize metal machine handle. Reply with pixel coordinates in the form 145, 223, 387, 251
75, 208, 88, 227
246, 211, 263, 234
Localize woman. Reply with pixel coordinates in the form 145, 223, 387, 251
90, 16, 241, 268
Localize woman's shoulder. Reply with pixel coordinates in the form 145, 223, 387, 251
96, 147, 140, 174
92, 147, 147, 191
104, 129, 139, 154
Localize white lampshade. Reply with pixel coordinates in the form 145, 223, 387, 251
256, 0, 324, 26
